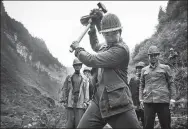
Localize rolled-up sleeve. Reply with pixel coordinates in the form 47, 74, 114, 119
166, 66, 176, 100
77, 46, 127, 68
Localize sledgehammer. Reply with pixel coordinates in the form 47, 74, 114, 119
69, 2, 107, 53
69, 19, 92, 53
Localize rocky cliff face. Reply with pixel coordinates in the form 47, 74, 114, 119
2, 20, 67, 101
1, 2, 67, 128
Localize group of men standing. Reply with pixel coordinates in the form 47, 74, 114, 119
129, 46, 176, 129
59, 10, 176, 129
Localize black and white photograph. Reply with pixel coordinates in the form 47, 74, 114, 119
1, 1, 187, 128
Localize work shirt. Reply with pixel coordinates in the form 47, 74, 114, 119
84, 75, 95, 100
139, 62, 176, 103
61, 72, 89, 109
72, 73, 82, 103
72, 73, 82, 93
75, 28, 133, 118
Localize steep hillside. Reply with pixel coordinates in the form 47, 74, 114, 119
1, 2, 67, 128
131, 0, 187, 66
66, 67, 75, 75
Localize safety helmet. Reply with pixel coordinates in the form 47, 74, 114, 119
100, 13, 122, 33
73, 58, 82, 65
83, 67, 92, 72
136, 62, 145, 68
148, 46, 160, 55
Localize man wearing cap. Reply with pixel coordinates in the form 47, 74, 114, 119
168, 48, 178, 68
60, 58, 89, 128
129, 61, 145, 126
139, 46, 176, 129
70, 12, 141, 128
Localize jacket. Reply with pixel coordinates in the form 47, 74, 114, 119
129, 76, 140, 107
75, 28, 134, 118
61, 73, 89, 109
139, 63, 176, 103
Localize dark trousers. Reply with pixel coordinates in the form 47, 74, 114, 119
66, 107, 85, 129
144, 103, 171, 129
136, 109, 144, 126
77, 100, 141, 128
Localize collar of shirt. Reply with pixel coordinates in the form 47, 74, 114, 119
72, 72, 82, 78
73, 71, 81, 75
149, 62, 159, 69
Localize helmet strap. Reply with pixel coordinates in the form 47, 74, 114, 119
119, 29, 122, 35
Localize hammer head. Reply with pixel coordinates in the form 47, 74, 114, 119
97, 2, 107, 13
80, 2, 107, 31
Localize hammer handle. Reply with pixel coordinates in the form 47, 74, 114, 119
69, 22, 91, 53
78, 23, 91, 43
